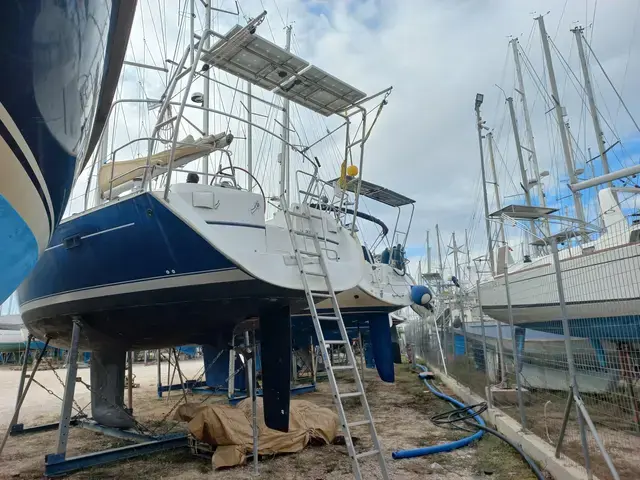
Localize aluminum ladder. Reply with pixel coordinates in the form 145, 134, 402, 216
281, 198, 389, 480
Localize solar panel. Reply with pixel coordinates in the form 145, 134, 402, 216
276, 66, 367, 116
202, 25, 367, 116
202, 25, 309, 92
331, 178, 415, 207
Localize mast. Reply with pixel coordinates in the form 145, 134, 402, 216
511, 38, 550, 235
436, 224, 444, 292
202, 2, 211, 184
426, 230, 431, 274
572, 27, 613, 193
487, 133, 506, 247
507, 96, 536, 244
474, 94, 495, 275
537, 15, 586, 224
452, 232, 460, 281
279, 25, 292, 201
247, 80, 253, 190
465, 228, 471, 283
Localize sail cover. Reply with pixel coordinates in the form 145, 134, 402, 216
98, 132, 233, 197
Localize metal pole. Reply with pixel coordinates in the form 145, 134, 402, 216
572, 27, 615, 200
244, 331, 258, 475
487, 133, 506, 247
14, 334, 33, 413
537, 15, 586, 224
511, 38, 549, 236
503, 264, 527, 429
0, 338, 50, 456
358, 330, 366, 383
310, 336, 317, 385
228, 334, 236, 398
127, 350, 133, 412
247, 81, 253, 191
156, 349, 162, 398
507, 96, 536, 249
172, 348, 189, 404
56, 318, 82, 455
550, 238, 593, 476
476, 278, 490, 385
279, 25, 292, 202
475, 97, 496, 275
202, 1, 211, 184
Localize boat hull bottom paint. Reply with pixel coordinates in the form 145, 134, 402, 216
91, 348, 134, 428
21, 278, 306, 351
292, 309, 395, 383
483, 303, 640, 340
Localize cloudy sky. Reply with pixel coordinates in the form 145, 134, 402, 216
64, 0, 640, 286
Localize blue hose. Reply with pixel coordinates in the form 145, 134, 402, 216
391, 364, 485, 459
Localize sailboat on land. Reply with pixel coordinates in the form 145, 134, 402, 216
19, 10, 391, 431
477, 17, 640, 341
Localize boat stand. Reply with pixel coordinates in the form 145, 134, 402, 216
0, 318, 188, 478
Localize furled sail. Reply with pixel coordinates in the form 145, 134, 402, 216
98, 132, 234, 197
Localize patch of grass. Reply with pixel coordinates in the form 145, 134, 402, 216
474, 433, 539, 479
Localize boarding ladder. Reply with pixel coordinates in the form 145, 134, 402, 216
281, 197, 389, 480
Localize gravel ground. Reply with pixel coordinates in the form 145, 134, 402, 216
0, 360, 541, 479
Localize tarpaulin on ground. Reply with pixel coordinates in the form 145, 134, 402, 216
174, 398, 341, 468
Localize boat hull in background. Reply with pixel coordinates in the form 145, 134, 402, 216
0, 0, 137, 303
479, 241, 640, 339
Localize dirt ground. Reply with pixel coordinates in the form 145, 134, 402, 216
1, 360, 542, 479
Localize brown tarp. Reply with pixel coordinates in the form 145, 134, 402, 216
175, 398, 340, 468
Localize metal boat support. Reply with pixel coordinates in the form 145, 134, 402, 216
44, 434, 188, 477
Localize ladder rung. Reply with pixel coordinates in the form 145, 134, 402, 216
303, 270, 326, 277
332, 365, 355, 370
293, 229, 314, 238
325, 340, 346, 345
339, 391, 363, 399
310, 291, 331, 297
317, 316, 339, 321
348, 420, 371, 428
356, 449, 380, 459
298, 249, 320, 257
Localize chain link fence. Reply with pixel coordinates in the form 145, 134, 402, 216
404, 219, 640, 480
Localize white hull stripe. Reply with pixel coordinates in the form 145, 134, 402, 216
0, 103, 54, 228
21, 267, 253, 313
45, 223, 136, 251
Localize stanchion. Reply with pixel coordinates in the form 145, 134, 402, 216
503, 263, 527, 430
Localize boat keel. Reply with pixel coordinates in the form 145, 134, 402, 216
259, 304, 291, 432
90, 348, 135, 429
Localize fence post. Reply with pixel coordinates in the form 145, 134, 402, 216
550, 237, 595, 478
503, 261, 528, 429
476, 279, 490, 386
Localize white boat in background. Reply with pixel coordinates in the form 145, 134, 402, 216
480, 190, 640, 339
0, 1, 137, 303
474, 17, 640, 341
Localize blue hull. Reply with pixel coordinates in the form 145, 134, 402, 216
19, 193, 307, 350
0, 0, 137, 303
519, 317, 640, 341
